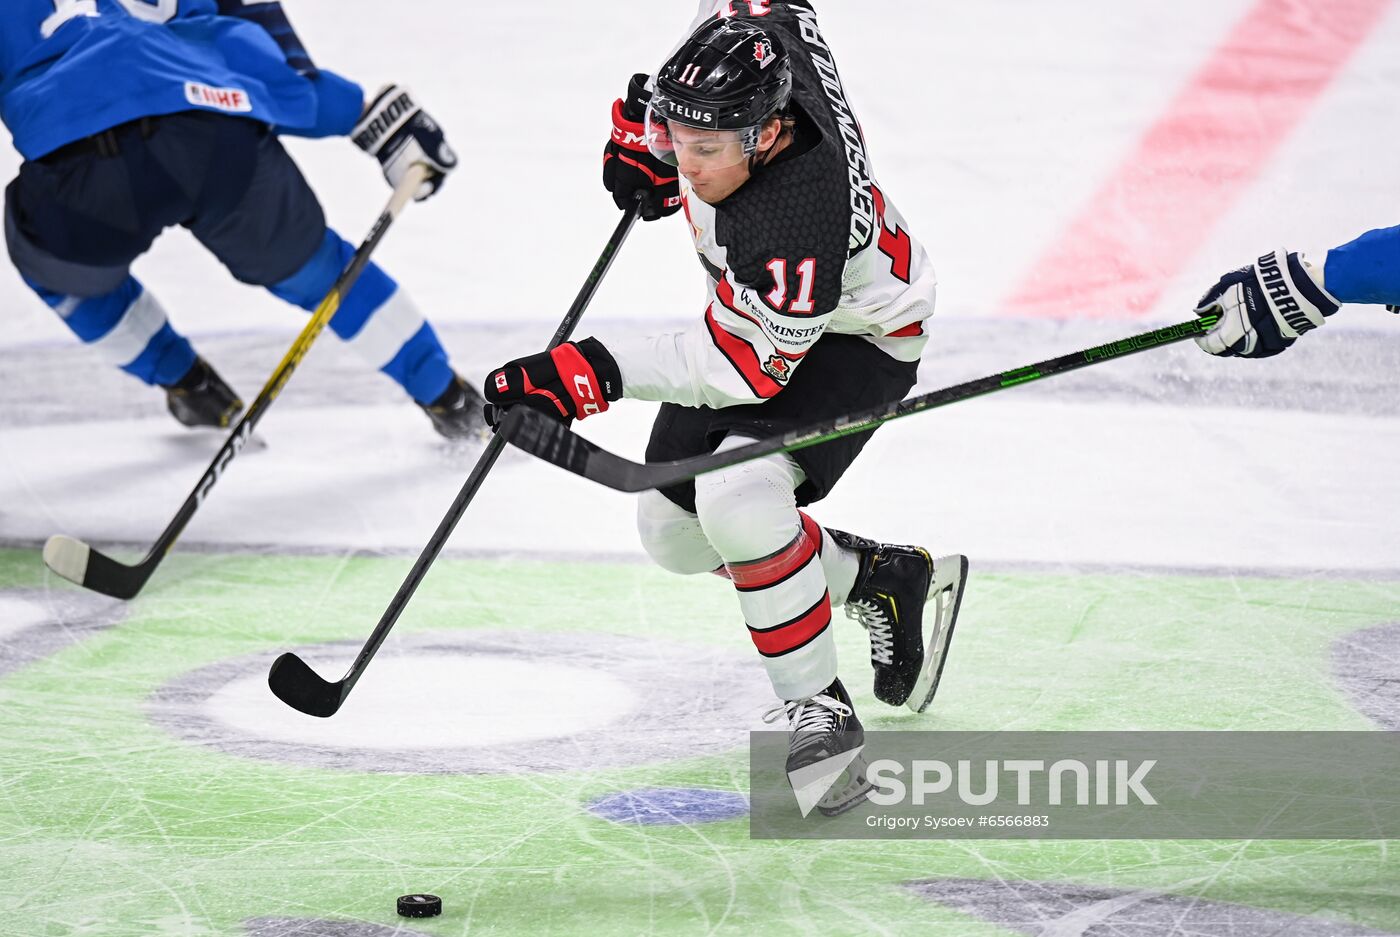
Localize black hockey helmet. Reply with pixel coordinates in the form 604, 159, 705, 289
645, 16, 793, 170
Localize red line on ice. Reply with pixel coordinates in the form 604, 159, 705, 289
1003, 0, 1391, 319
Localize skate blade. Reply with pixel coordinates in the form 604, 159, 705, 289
907, 554, 969, 714
817, 753, 875, 817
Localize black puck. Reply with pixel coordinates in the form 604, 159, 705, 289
397, 894, 442, 918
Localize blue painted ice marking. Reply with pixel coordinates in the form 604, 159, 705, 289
587, 787, 750, 825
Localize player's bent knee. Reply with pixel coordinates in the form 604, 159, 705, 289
266, 229, 347, 310
693, 456, 800, 563
5, 196, 130, 298
636, 491, 720, 575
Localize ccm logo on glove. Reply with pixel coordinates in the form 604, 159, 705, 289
483, 338, 622, 426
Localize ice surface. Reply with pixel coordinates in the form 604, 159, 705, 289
0, 595, 47, 640
147, 629, 773, 775
905, 879, 1400, 937
1331, 622, 1400, 731
209, 654, 639, 750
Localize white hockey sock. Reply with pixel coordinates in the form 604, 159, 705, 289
725, 520, 836, 700
695, 439, 837, 701
818, 526, 862, 608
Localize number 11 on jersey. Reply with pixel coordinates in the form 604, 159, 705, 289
765, 258, 818, 314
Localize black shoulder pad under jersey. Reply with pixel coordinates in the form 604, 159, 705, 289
714, 134, 849, 319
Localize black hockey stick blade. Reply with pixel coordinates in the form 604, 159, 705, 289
265, 199, 644, 716
41, 165, 430, 600
267, 652, 347, 718
499, 314, 1221, 492
42, 536, 155, 600
498, 407, 667, 492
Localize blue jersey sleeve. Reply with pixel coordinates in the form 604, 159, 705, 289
210, 0, 363, 138
215, 0, 315, 76
1323, 225, 1400, 306
280, 68, 363, 138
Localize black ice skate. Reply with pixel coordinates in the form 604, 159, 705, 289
829, 529, 969, 714
163, 356, 244, 429
420, 373, 488, 440
763, 677, 873, 817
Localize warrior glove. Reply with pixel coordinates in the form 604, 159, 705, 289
1195, 250, 1340, 358
353, 85, 457, 201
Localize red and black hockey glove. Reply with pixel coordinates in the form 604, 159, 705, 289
602, 74, 681, 221
483, 338, 623, 428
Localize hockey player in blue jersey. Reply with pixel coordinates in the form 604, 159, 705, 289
2, 0, 483, 437
1194, 226, 1400, 357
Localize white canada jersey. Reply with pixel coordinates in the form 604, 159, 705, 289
606, 0, 937, 409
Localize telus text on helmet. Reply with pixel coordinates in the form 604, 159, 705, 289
793, 8, 876, 255
665, 98, 716, 126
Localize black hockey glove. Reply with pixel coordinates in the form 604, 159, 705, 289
483, 338, 623, 428
353, 85, 457, 202
603, 74, 681, 221
1193, 249, 1339, 358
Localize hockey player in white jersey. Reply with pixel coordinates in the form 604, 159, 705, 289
485, 2, 969, 812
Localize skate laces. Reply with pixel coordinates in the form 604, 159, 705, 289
846, 598, 894, 666
763, 693, 852, 735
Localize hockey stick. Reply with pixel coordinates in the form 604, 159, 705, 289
497, 312, 1223, 493
42, 164, 432, 600
267, 199, 644, 717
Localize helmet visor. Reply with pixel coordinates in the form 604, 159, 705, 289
645, 99, 758, 172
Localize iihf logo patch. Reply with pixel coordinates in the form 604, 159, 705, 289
184, 82, 251, 113
754, 39, 776, 68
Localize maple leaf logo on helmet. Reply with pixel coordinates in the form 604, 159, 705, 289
754, 38, 776, 68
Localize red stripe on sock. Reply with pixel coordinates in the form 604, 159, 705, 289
727, 525, 817, 591
1003, 0, 1390, 319
748, 594, 832, 657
